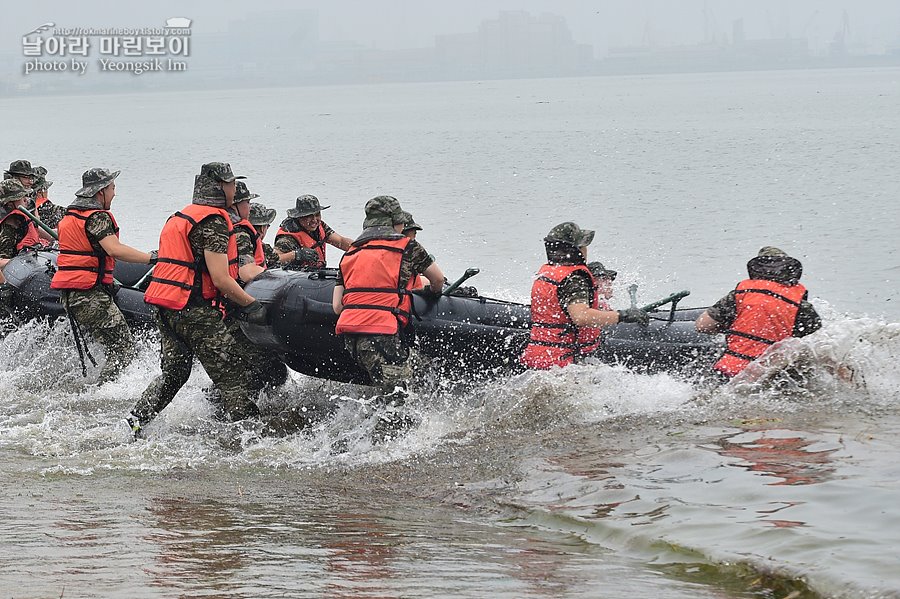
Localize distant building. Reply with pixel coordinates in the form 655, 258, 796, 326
436, 11, 594, 79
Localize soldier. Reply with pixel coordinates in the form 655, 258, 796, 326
274, 194, 353, 269
2, 161, 54, 244
4, 160, 36, 190
0, 179, 43, 284
31, 166, 66, 229
520, 222, 648, 370
127, 163, 268, 438
332, 196, 445, 399
49, 168, 157, 384
398, 210, 422, 240
248, 202, 279, 269
226, 182, 288, 392
696, 246, 822, 380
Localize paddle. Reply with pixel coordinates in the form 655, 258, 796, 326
642, 290, 691, 312
133, 266, 155, 290
443, 268, 480, 296
16, 204, 58, 240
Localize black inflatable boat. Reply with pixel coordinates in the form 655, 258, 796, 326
2, 250, 723, 383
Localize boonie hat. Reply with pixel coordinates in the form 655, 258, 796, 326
233, 181, 259, 204
249, 202, 277, 227
4, 160, 34, 178
200, 162, 244, 183
0, 179, 30, 204
363, 195, 403, 228
545, 222, 595, 247
287, 194, 329, 218
75, 167, 119, 198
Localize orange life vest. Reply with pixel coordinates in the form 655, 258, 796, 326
335, 236, 414, 336
520, 264, 596, 369
235, 219, 266, 268
50, 208, 119, 290
714, 278, 807, 377
35, 195, 49, 209
576, 286, 607, 357
144, 204, 238, 311
0, 209, 41, 253
275, 221, 326, 267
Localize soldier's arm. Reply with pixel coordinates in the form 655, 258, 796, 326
332, 284, 344, 315
98, 235, 153, 264
205, 250, 255, 306
326, 231, 352, 251
696, 291, 736, 334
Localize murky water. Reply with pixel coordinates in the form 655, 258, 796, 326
2, 69, 900, 597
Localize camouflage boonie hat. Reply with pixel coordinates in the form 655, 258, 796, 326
398, 210, 422, 231
545, 222, 595, 247
286, 194, 329, 218
75, 167, 120, 197
32, 166, 52, 191
363, 195, 403, 228
4, 160, 35, 178
233, 181, 259, 204
757, 246, 788, 258
587, 261, 617, 280
0, 179, 30, 204
200, 162, 244, 183
248, 202, 277, 226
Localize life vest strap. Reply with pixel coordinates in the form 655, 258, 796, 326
344, 244, 405, 256
343, 286, 410, 295
725, 329, 776, 345
536, 275, 562, 286
341, 303, 410, 317
56, 265, 112, 274
58, 249, 98, 256
734, 287, 802, 307
149, 276, 195, 291
156, 257, 197, 268
532, 321, 576, 331
723, 348, 757, 362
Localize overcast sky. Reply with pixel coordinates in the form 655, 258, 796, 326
4, 0, 900, 58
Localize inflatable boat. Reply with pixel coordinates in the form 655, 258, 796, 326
2, 250, 723, 383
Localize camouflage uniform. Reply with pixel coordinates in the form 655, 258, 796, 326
227, 185, 288, 392
706, 247, 822, 337
0, 179, 34, 260
262, 243, 279, 269
32, 167, 66, 229
130, 163, 258, 431
274, 194, 335, 269
59, 188, 136, 384
337, 196, 434, 391
248, 202, 279, 269
274, 220, 335, 262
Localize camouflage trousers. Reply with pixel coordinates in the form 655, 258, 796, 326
61, 287, 135, 385
131, 304, 258, 427
343, 334, 413, 392
224, 315, 288, 393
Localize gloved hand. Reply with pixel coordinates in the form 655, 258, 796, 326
617, 307, 650, 326
239, 300, 268, 326
419, 285, 441, 300
148, 250, 158, 265
449, 285, 478, 298
293, 247, 320, 264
